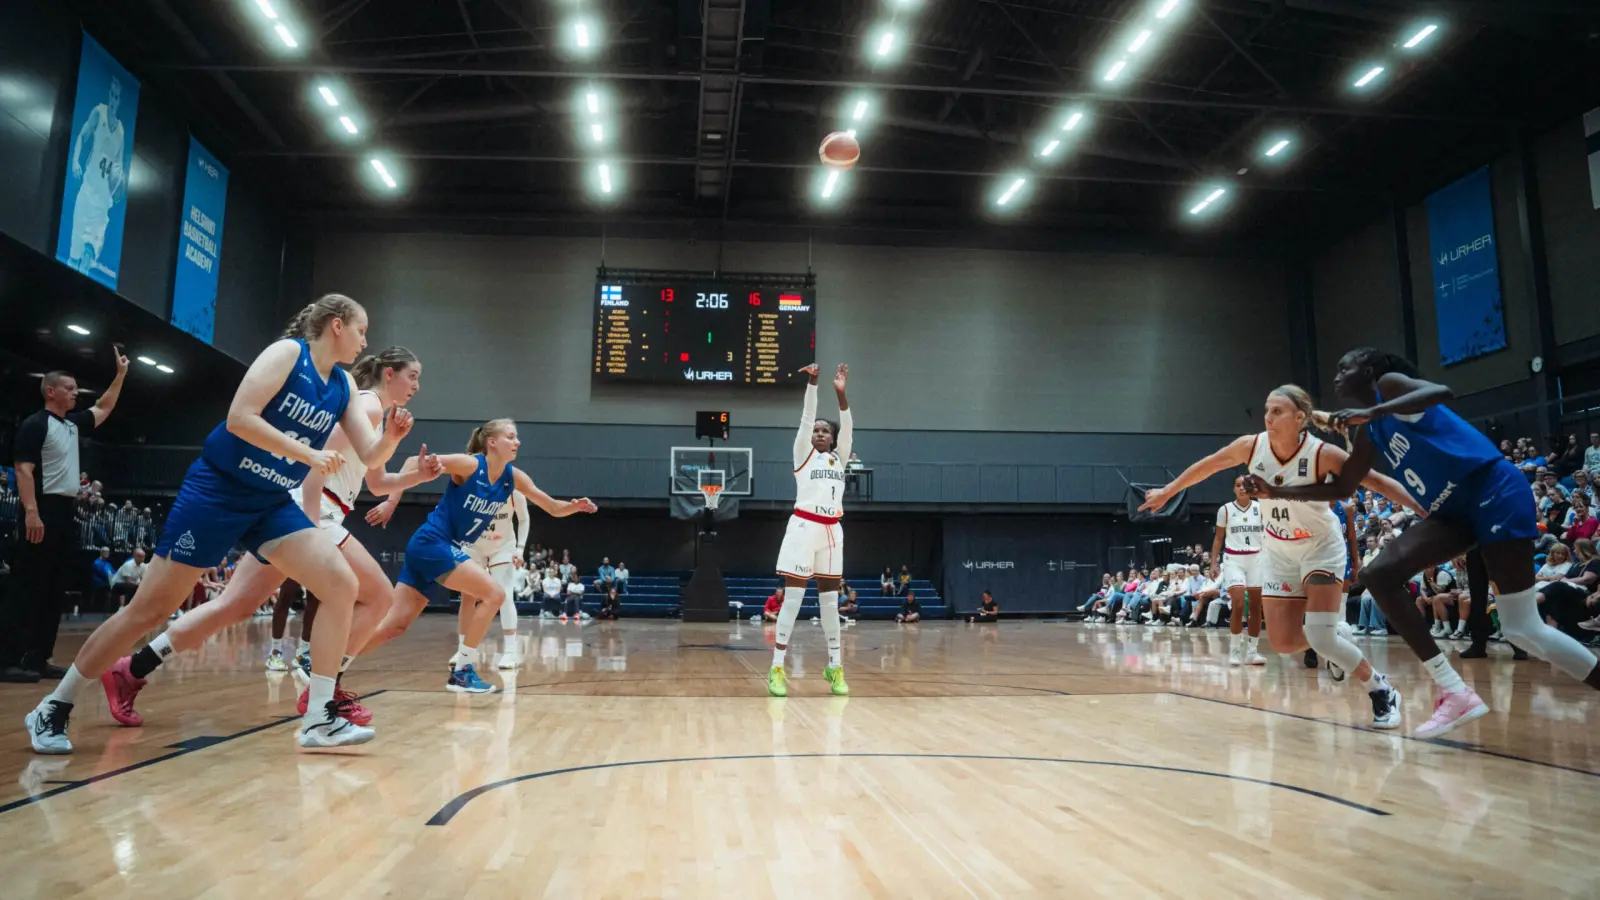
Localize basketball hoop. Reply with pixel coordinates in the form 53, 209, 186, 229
699, 483, 724, 511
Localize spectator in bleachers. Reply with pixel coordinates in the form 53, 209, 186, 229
510, 557, 535, 604
1179, 564, 1221, 627
1554, 433, 1583, 478
596, 557, 617, 593
881, 567, 896, 596
1079, 573, 1113, 613
1121, 566, 1167, 623
558, 549, 576, 584
1538, 538, 1600, 636
1571, 469, 1594, 505
1149, 569, 1189, 624
135, 507, 154, 550
898, 565, 912, 595
1536, 543, 1571, 583
1564, 493, 1600, 543
846, 451, 863, 470
896, 590, 921, 623
839, 588, 859, 619
112, 500, 136, 551
598, 586, 620, 620
540, 566, 562, 619
110, 547, 145, 608
564, 572, 589, 622
1586, 433, 1600, 480
614, 561, 629, 594
965, 590, 999, 624
1352, 536, 1392, 636
89, 547, 115, 612
761, 589, 783, 623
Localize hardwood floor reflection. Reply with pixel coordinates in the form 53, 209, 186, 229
1, 616, 1597, 898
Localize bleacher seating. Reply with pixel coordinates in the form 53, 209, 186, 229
466, 573, 946, 620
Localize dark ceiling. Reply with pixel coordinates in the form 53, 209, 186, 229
67, 0, 1600, 246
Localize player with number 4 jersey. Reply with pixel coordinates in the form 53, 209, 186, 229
362, 418, 596, 695
768, 363, 854, 698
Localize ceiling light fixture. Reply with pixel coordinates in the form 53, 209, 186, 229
1062, 110, 1085, 131
253, 0, 278, 19
585, 91, 599, 115
338, 116, 357, 135
1264, 138, 1290, 157
1038, 139, 1061, 158
822, 169, 841, 199
317, 86, 338, 107
598, 163, 613, 194
1403, 24, 1438, 49
875, 31, 896, 58
370, 159, 397, 189
156, 364, 174, 374
574, 21, 592, 48
1353, 65, 1384, 88
590, 122, 604, 143
1155, 0, 1181, 19
852, 100, 868, 121
273, 23, 297, 48
1104, 60, 1128, 82
1128, 30, 1152, 53
66, 324, 90, 335
137, 356, 157, 366
997, 177, 1026, 206
1189, 187, 1227, 215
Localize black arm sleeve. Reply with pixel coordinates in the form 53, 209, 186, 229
13, 413, 46, 467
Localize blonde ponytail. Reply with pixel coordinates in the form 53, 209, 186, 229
466, 417, 515, 454
281, 293, 364, 340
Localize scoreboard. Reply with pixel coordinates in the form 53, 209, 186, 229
591, 278, 816, 386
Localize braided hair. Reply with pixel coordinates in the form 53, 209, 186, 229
1342, 347, 1422, 379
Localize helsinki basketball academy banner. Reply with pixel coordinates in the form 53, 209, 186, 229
171, 137, 229, 344
55, 32, 140, 290
1426, 166, 1505, 366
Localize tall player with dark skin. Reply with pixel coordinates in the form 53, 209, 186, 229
774, 364, 846, 642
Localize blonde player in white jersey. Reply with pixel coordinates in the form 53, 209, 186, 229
98, 347, 441, 730
1142, 385, 1421, 728
459, 480, 530, 669
67, 77, 128, 276
1212, 477, 1267, 666
768, 363, 853, 698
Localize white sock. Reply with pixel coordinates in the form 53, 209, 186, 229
452, 636, 476, 669
296, 638, 311, 656
770, 586, 805, 667
303, 674, 336, 722
500, 593, 519, 633
340, 654, 355, 674
46, 665, 88, 706
772, 647, 786, 668
1422, 654, 1467, 693
818, 590, 842, 667
271, 638, 284, 654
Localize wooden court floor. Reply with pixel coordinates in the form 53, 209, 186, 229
1, 615, 1598, 899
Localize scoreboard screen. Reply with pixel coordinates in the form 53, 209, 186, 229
592, 279, 816, 385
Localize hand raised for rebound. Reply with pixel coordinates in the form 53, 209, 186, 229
798, 364, 819, 384
833, 363, 848, 393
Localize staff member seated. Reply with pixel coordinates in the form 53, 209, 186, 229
896, 591, 922, 623
965, 591, 999, 624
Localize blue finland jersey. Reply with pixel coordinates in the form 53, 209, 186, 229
200, 339, 350, 493
418, 454, 515, 546
1364, 387, 1501, 517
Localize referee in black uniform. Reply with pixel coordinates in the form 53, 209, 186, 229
0, 350, 128, 682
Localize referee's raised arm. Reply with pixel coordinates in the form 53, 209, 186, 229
88, 344, 130, 426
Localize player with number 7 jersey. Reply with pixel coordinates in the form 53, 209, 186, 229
361, 418, 597, 695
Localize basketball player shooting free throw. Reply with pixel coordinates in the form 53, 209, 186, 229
768, 363, 852, 697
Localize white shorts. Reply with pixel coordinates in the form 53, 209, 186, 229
70, 190, 110, 259
465, 545, 519, 602
775, 513, 844, 579
1219, 552, 1260, 591
1259, 534, 1347, 599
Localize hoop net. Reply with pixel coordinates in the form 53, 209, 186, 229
699, 484, 724, 510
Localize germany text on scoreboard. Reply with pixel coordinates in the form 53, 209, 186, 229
591, 271, 817, 386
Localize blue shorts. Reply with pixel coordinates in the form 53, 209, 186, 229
1433, 458, 1540, 546
155, 459, 315, 566
397, 530, 471, 591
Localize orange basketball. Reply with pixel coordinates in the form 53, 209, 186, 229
819, 131, 861, 170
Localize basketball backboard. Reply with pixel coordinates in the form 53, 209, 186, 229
669, 447, 753, 501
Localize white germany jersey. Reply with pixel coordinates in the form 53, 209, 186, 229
1216, 500, 1263, 554
295, 390, 375, 516
794, 447, 849, 519
1248, 431, 1340, 542
82, 105, 124, 207
466, 488, 526, 556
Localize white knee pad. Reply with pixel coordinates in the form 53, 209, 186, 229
1499, 588, 1599, 681
1302, 611, 1365, 675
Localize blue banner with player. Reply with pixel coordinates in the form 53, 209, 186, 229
54, 32, 140, 290
1426, 166, 1505, 366
171, 137, 229, 344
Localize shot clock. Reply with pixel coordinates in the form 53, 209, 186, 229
592, 277, 816, 386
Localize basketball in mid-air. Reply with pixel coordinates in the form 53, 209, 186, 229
819, 131, 861, 170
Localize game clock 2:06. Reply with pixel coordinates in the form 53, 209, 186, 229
591, 281, 816, 386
